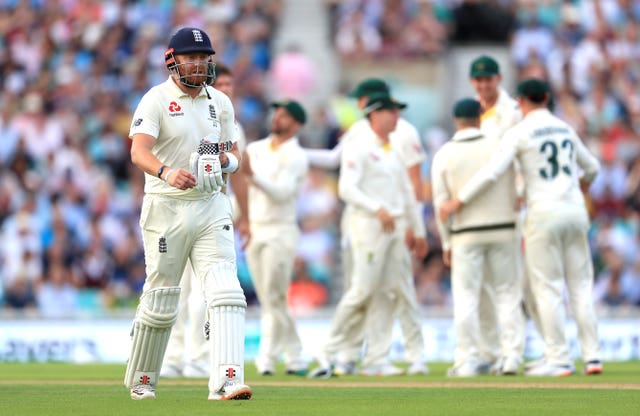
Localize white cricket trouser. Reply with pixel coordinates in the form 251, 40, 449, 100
163, 259, 208, 368
451, 239, 523, 367
477, 269, 500, 363
324, 212, 403, 368
525, 206, 600, 365
140, 193, 237, 290
337, 214, 424, 365
246, 223, 303, 368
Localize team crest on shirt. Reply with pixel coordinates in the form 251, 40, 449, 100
168, 101, 184, 117
208, 104, 219, 127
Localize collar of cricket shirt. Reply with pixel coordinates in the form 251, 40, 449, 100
451, 127, 484, 142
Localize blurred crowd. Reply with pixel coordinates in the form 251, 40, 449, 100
1, 0, 640, 318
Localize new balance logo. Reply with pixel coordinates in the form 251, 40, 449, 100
159, 237, 167, 253
192, 29, 203, 42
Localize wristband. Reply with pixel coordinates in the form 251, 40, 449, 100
163, 169, 174, 183
157, 165, 168, 179
221, 153, 239, 173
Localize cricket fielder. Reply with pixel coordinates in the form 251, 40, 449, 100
440, 79, 602, 376
243, 100, 309, 376
432, 98, 523, 377
126, 27, 251, 400
468, 55, 542, 372
306, 79, 429, 375
310, 93, 427, 377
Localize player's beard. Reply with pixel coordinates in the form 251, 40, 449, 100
177, 63, 209, 87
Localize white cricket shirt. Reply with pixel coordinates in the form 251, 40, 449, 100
458, 109, 600, 212
246, 135, 309, 224
129, 76, 238, 199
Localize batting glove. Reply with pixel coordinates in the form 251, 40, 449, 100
191, 152, 224, 193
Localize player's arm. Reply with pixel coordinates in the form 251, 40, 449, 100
430, 151, 451, 254
246, 151, 307, 203
304, 140, 344, 169
338, 143, 381, 213
399, 161, 428, 259
575, 135, 600, 184
407, 163, 424, 201
130, 133, 195, 190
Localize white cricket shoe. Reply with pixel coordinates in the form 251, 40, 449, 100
308, 365, 333, 379
524, 357, 546, 371
524, 361, 575, 377
498, 357, 520, 375
208, 381, 252, 400
407, 362, 430, 375
584, 360, 603, 375
360, 363, 405, 377
447, 361, 480, 377
334, 361, 358, 376
160, 363, 182, 378
183, 362, 208, 378
256, 358, 276, 376
130, 384, 156, 400
477, 359, 499, 375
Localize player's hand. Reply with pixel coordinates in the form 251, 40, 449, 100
413, 237, 429, 259
442, 249, 451, 267
236, 217, 251, 249
405, 228, 415, 250
438, 198, 463, 222
166, 168, 196, 190
219, 152, 229, 169
242, 151, 253, 177
376, 207, 395, 233
191, 152, 224, 193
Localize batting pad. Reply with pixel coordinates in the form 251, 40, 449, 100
124, 286, 181, 388
203, 262, 247, 393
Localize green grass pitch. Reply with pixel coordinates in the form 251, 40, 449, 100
0, 362, 638, 416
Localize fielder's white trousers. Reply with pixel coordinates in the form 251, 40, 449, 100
246, 222, 303, 368
451, 239, 523, 367
525, 206, 600, 365
324, 212, 405, 368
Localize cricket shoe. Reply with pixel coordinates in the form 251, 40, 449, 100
497, 357, 520, 376
183, 362, 208, 378
333, 361, 358, 376
360, 363, 405, 377
160, 363, 182, 378
584, 360, 603, 375
524, 357, 546, 371
524, 362, 575, 377
208, 381, 252, 400
285, 359, 309, 376
447, 361, 480, 377
308, 365, 334, 379
477, 359, 499, 375
130, 383, 156, 400
256, 358, 276, 376
407, 361, 430, 375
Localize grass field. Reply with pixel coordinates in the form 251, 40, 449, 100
0, 362, 639, 416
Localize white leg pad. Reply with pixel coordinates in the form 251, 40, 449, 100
124, 286, 181, 388
203, 262, 247, 393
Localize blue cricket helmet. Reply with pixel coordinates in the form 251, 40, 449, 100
165, 27, 216, 87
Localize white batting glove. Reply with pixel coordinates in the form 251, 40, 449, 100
198, 154, 223, 193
